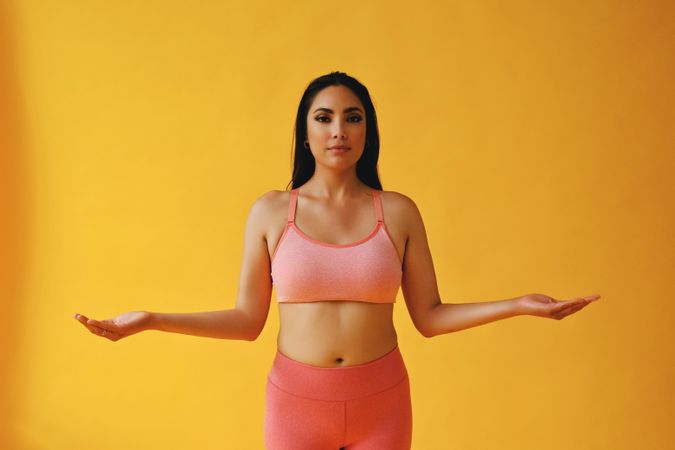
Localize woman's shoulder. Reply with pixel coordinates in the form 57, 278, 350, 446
243, 190, 290, 239
250, 190, 288, 214
380, 189, 419, 212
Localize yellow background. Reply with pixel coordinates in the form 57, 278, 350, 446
2, 0, 673, 449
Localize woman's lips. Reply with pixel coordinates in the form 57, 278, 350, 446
328, 146, 350, 154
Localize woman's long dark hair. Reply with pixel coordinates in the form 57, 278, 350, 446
285, 71, 383, 191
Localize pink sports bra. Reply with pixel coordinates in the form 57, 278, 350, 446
271, 188, 403, 303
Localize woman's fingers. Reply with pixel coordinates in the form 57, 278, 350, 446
89, 324, 121, 340
551, 298, 585, 315
552, 300, 590, 320
550, 293, 601, 316
549, 299, 584, 319
74, 313, 121, 340
74, 313, 95, 331
516, 293, 600, 318
558, 303, 587, 319
87, 318, 113, 331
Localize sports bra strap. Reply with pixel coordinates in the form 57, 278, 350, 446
288, 188, 383, 224
373, 189, 384, 223
287, 189, 299, 223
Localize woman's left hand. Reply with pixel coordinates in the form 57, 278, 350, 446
514, 293, 601, 320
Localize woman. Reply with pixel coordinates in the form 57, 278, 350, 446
74, 71, 601, 449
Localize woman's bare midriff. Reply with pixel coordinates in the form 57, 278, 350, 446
277, 301, 398, 368
268, 189, 405, 368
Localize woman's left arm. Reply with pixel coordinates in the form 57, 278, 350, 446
397, 194, 600, 338
421, 293, 600, 337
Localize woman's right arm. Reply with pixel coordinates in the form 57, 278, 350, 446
148, 309, 257, 340
74, 191, 276, 342
74, 308, 255, 341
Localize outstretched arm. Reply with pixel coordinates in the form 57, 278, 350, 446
74, 309, 256, 341
73, 191, 276, 342
397, 194, 600, 338
421, 293, 600, 337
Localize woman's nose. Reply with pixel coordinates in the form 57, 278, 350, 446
332, 126, 346, 139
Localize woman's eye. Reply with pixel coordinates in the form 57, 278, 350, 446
315, 116, 362, 123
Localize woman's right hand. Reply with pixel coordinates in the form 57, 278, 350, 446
73, 311, 154, 341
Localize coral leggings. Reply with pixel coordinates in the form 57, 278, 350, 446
264, 344, 413, 450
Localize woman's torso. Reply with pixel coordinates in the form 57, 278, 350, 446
265, 188, 406, 368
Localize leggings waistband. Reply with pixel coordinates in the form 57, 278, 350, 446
267, 344, 408, 401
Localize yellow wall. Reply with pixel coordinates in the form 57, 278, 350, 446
3, 0, 673, 449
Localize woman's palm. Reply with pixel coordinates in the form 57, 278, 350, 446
74, 311, 153, 341
516, 293, 601, 320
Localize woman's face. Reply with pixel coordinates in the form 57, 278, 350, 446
305, 85, 367, 169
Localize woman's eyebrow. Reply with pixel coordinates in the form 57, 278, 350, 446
312, 107, 363, 114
